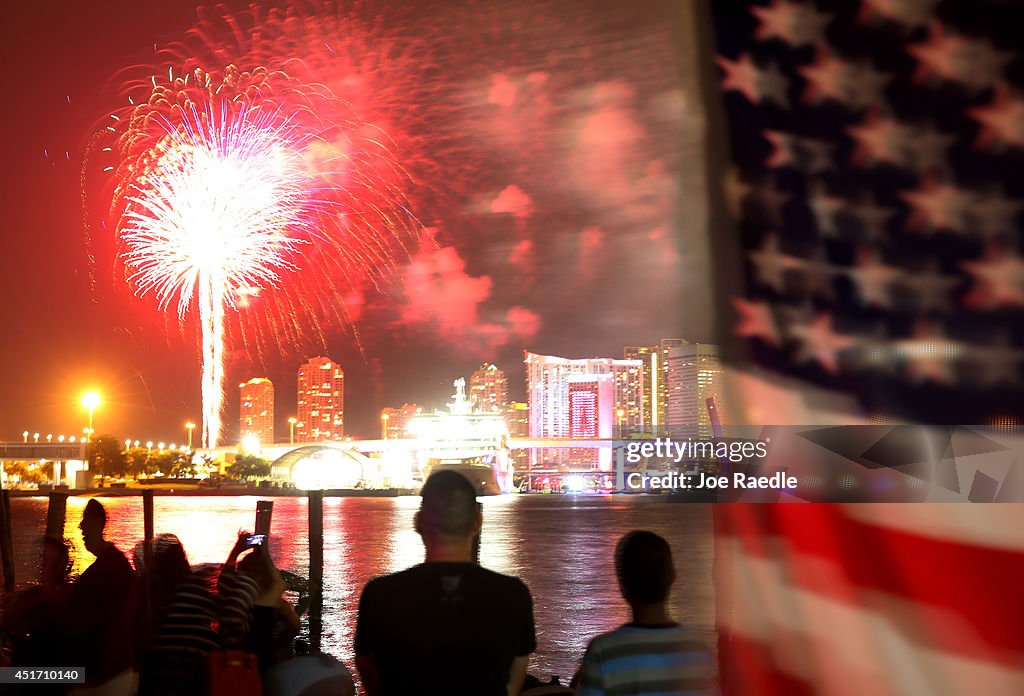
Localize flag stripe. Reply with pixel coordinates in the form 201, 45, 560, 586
715, 505, 1024, 658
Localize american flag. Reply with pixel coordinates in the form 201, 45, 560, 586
708, 0, 1023, 425
704, 2, 1024, 693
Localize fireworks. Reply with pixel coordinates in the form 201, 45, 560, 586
107, 65, 417, 447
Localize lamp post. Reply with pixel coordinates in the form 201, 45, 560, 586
288, 417, 297, 445
185, 422, 196, 450
381, 412, 390, 440
22, 431, 28, 443
81, 391, 101, 442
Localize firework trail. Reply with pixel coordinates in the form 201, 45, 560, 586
106, 64, 417, 446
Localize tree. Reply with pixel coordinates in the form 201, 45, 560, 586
3, 461, 46, 486
90, 435, 127, 478
227, 454, 271, 480
148, 451, 187, 476
126, 448, 157, 479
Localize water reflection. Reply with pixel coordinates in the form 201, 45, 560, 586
9, 495, 712, 682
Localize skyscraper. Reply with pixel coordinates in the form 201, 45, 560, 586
524, 351, 642, 467
296, 356, 345, 442
624, 346, 659, 434
659, 338, 688, 431
567, 374, 615, 469
668, 342, 722, 438
469, 363, 508, 413
239, 378, 274, 444
504, 401, 529, 470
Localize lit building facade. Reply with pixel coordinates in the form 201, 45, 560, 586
296, 356, 344, 441
524, 351, 642, 468
469, 364, 508, 413
380, 403, 424, 440
239, 378, 275, 444
659, 339, 687, 432
567, 375, 614, 469
504, 401, 529, 470
666, 342, 722, 438
624, 346, 658, 434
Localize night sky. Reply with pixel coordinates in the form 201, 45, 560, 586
1, 0, 706, 442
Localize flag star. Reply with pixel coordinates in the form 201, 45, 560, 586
847, 111, 908, 166
968, 83, 1024, 151
845, 192, 895, 243
841, 63, 891, 110
717, 53, 762, 103
961, 245, 1024, 308
846, 246, 901, 308
899, 175, 969, 232
907, 21, 968, 85
732, 297, 781, 346
965, 187, 1023, 241
752, 0, 831, 47
757, 62, 791, 109
764, 130, 799, 168
807, 181, 843, 238
857, 0, 939, 31
903, 125, 956, 175
790, 312, 857, 374
955, 39, 1013, 92
747, 235, 803, 291
897, 262, 959, 313
893, 320, 961, 385
748, 181, 790, 226
799, 48, 851, 103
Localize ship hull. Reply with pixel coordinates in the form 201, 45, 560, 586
420, 456, 512, 496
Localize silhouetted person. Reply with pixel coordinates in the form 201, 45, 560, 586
138, 534, 219, 696
1, 536, 73, 694
576, 531, 715, 695
355, 470, 535, 695
65, 498, 139, 694
237, 539, 301, 672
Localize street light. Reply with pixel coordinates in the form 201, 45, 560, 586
33, 433, 39, 443
81, 391, 101, 442
381, 412, 390, 440
288, 417, 297, 445
185, 422, 196, 450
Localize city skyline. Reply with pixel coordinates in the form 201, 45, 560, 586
9, 337, 718, 445
0, 0, 703, 443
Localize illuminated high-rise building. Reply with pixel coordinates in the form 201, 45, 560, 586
567, 375, 615, 470
624, 346, 658, 434
469, 364, 508, 413
524, 351, 642, 467
504, 401, 529, 470
658, 339, 687, 431
380, 403, 424, 440
296, 356, 344, 441
239, 378, 274, 444
669, 342, 722, 438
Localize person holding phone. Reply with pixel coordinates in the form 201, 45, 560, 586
354, 470, 536, 696
220, 530, 301, 672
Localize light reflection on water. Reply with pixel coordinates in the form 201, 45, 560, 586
9, 495, 712, 682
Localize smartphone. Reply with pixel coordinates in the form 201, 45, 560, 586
246, 534, 267, 547
255, 501, 273, 537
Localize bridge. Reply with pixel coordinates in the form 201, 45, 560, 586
204, 438, 661, 491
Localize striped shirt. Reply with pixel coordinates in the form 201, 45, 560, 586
576, 624, 715, 696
